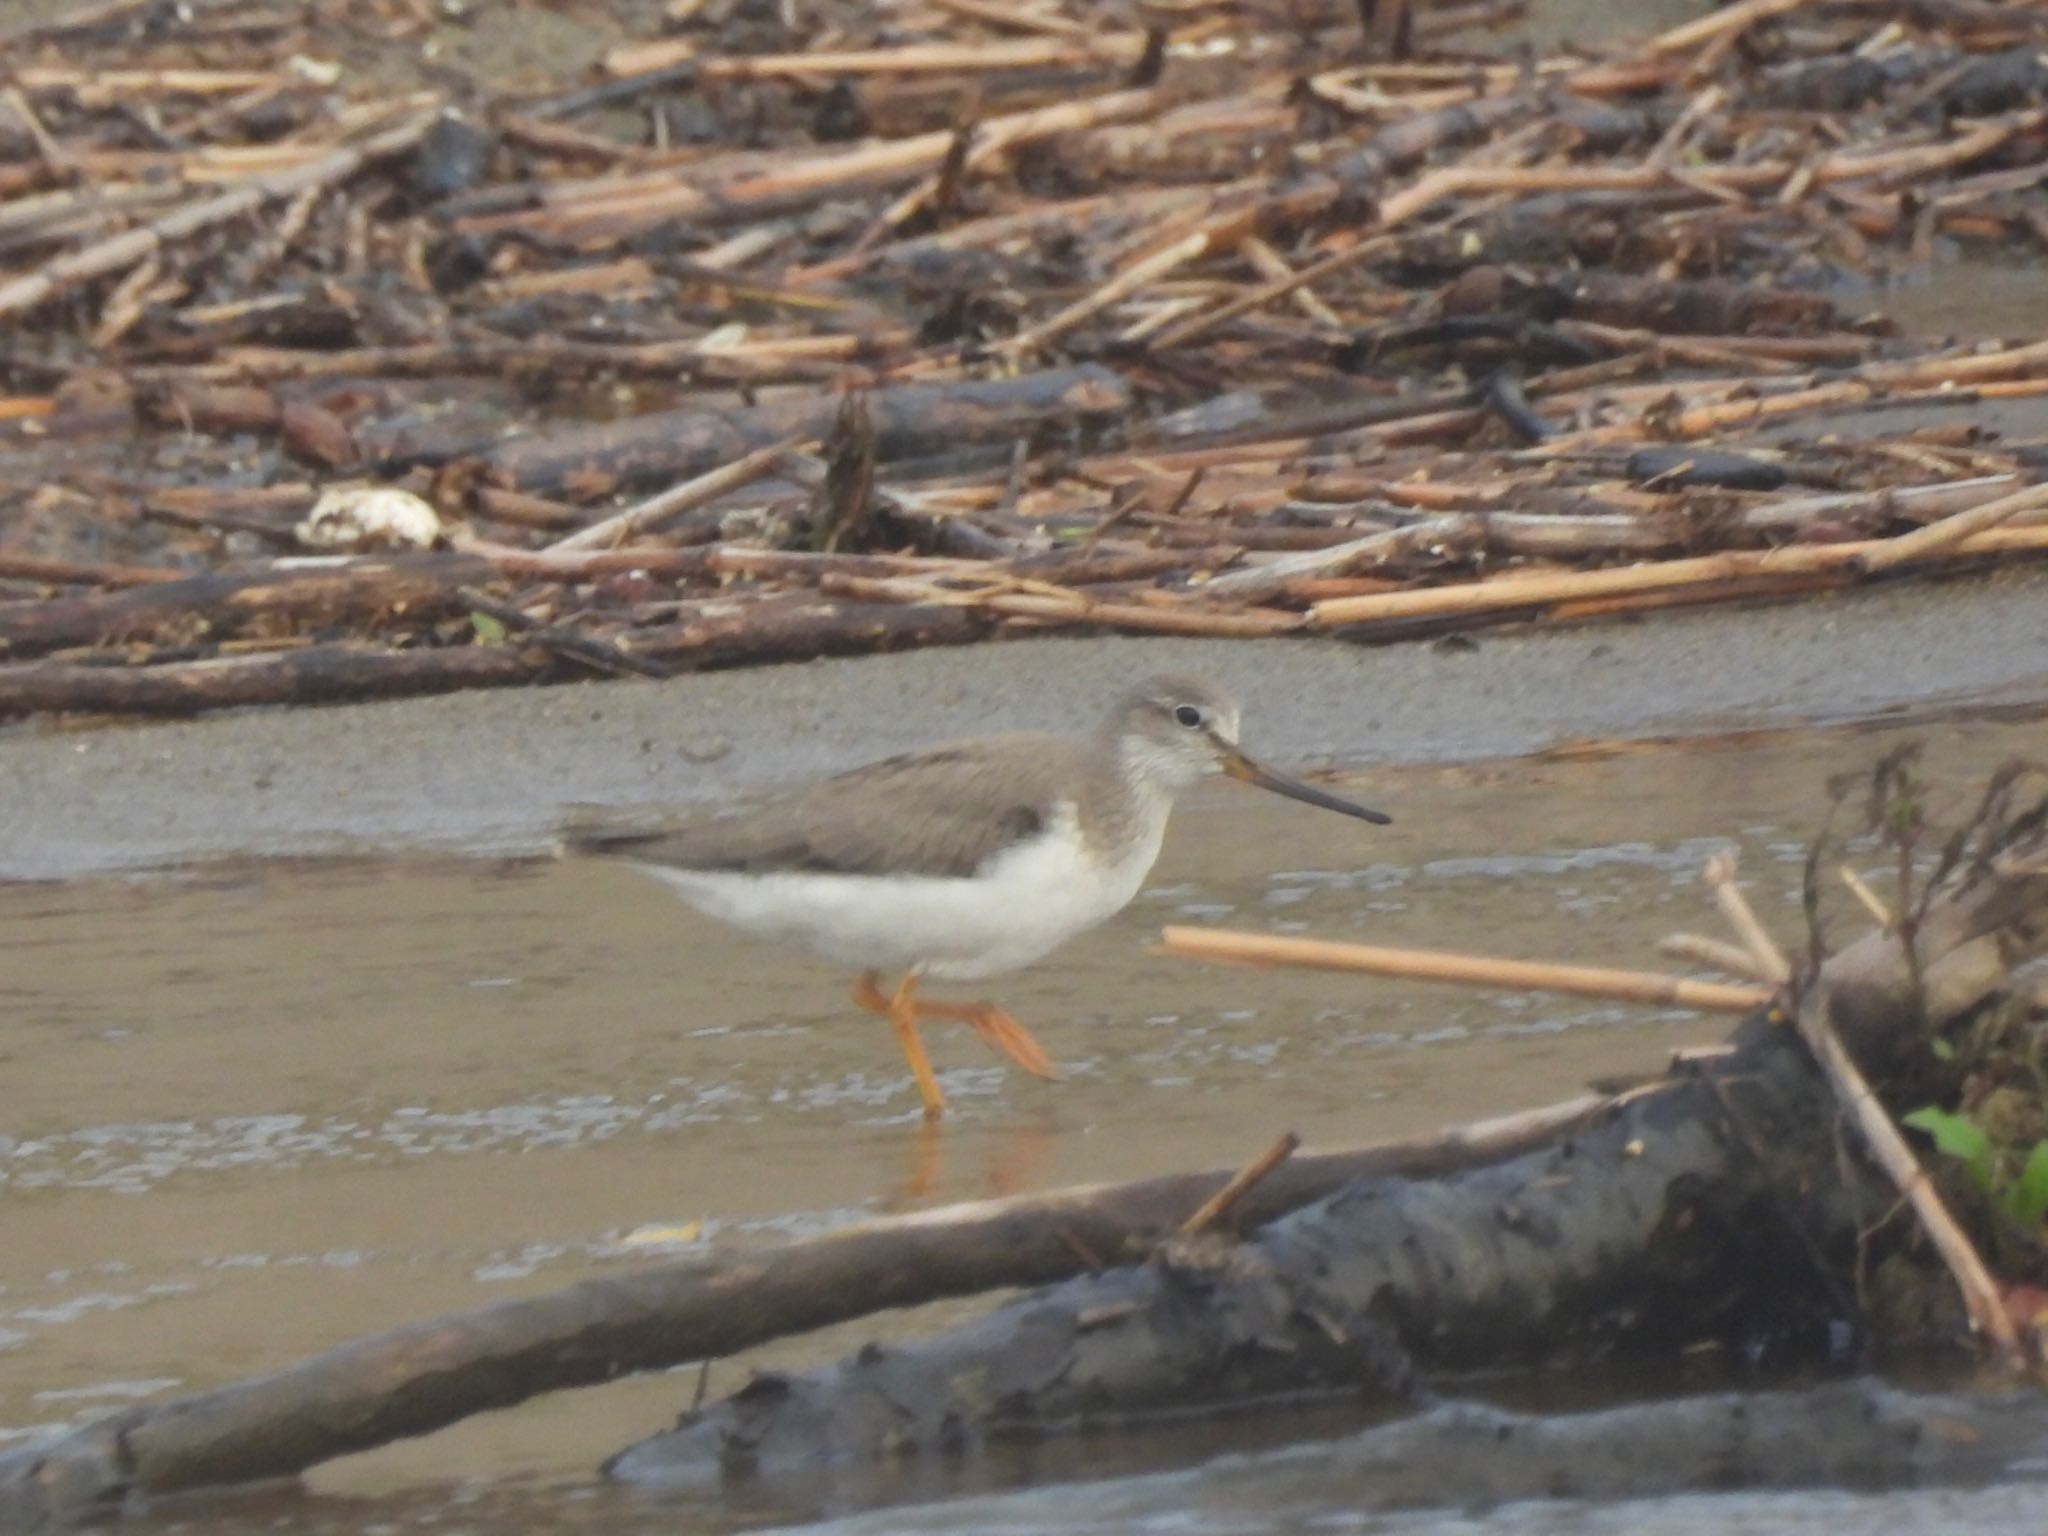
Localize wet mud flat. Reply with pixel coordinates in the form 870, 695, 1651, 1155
4, 565, 2047, 882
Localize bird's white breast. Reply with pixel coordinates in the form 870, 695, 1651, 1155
634, 796, 1171, 981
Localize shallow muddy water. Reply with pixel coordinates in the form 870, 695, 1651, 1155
4, 704, 2046, 1533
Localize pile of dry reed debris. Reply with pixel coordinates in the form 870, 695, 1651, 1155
5, 0, 2048, 713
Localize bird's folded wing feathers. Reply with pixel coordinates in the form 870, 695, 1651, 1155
563, 733, 1079, 880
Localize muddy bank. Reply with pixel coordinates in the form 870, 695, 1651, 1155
2, 568, 2046, 882
783, 1382, 2048, 1536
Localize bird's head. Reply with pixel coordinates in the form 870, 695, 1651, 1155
1113, 675, 1390, 824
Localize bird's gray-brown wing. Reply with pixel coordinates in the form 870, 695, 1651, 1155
565, 732, 1085, 879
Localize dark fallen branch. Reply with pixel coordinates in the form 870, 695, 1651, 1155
481, 365, 1134, 501
0, 552, 182, 588
0, 553, 495, 660
0, 1099, 1600, 1525
623, 593, 992, 668
453, 587, 672, 680
1269, 1378, 2048, 1510
784, 1381, 2048, 1529
0, 594, 992, 717
0, 643, 552, 718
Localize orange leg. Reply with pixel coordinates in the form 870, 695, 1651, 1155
911, 997, 1062, 1081
901, 1117, 943, 1201
854, 970, 947, 1118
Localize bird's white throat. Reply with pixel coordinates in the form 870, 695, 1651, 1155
1116, 731, 1212, 795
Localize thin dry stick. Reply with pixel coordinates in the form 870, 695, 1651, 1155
819, 576, 1309, 637
1307, 525, 2048, 627
1643, 83, 1724, 171
1821, 112, 2038, 191
1197, 515, 1469, 603
1181, 1132, 1302, 1236
2, 84, 70, 172
1701, 849, 1793, 986
996, 208, 1260, 361
1159, 927, 1770, 1013
1701, 854, 2025, 1365
923, 0, 1090, 35
1801, 992, 2025, 1363
697, 36, 1142, 79
1647, 0, 1880, 56
1839, 866, 1895, 928
855, 127, 977, 252
547, 434, 816, 552
1745, 475, 2018, 534
489, 88, 1164, 237
1658, 932, 1778, 983
1238, 235, 1344, 329
974, 591, 1305, 637
1867, 335, 2048, 391
1149, 181, 1520, 353
1858, 481, 2048, 572
11, 64, 278, 92
452, 541, 705, 580
1150, 230, 1395, 349
0, 110, 439, 320
1528, 379, 1875, 453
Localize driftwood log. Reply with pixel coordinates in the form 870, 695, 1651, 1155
794, 1381, 2048, 1527
0, 644, 554, 718
480, 365, 1134, 500
0, 554, 495, 660
0, 597, 988, 718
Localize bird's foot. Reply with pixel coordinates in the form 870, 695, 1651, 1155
916, 997, 1063, 1081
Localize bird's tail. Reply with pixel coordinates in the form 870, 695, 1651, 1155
553, 805, 669, 860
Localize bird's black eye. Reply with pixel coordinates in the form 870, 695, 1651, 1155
1173, 704, 1204, 728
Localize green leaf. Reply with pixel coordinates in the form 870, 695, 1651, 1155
470, 610, 507, 644
2004, 1142, 2048, 1230
1929, 1038, 1955, 1062
1903, 1105, 1996, 1192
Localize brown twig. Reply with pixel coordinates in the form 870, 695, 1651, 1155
1839, 866, 1896, 928
1794, 986, 2024, 1365
453, 587, 672, 680
996, 205, 1263, 362
1308, 526, 2048, 628
1657, 932, 1779, 984
0, 109, 440, 320
548, 434, 818, 553
1857, 481, 2048, 573
1701, 849, 1793, 988
1159, 927, 1771, 1013
1180, 1132, 1302, 1236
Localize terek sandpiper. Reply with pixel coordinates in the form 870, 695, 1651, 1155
568, 674, 1389, 1117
